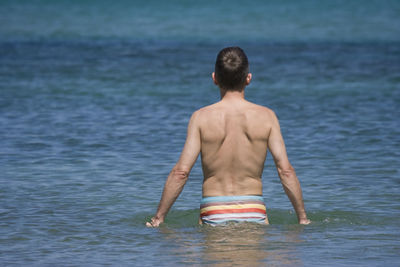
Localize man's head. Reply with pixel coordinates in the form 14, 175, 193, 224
213, 47, 251, 92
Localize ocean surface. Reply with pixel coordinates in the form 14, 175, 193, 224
1, 0, 400, 266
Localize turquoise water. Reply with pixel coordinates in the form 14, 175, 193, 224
1, 1, 400, 266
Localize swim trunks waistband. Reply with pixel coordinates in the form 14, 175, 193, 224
200, 195, 267, 225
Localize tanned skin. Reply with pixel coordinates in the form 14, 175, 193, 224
146, 72, 310, 227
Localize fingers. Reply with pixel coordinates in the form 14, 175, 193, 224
146, 221, 158, 227
146, 217, 162, 227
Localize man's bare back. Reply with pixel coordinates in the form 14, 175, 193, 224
146, 47, 310, 227
196, 95, 273, 197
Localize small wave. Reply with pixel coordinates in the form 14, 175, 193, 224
16, 142, 52, 151
134, 209, 398, 228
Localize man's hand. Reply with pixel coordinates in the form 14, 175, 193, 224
299, 218, 311, 225
146, 217, 163, 227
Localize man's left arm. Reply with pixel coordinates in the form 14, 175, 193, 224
146, 111, 201, 227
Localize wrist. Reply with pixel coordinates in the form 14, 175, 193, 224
297, 210, 310, 224
154, 214, 165, 222
297, 211, 307, 221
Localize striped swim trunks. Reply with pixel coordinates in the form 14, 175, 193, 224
200, 195, 267, 225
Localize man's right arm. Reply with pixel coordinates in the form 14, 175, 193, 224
267, 111, 310, 225
146, 111, 201, 227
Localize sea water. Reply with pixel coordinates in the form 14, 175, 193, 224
1, 0, 400, 266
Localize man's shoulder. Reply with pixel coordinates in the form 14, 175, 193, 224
189, 103, 227, 128
246, 101, 276, 117
193, 103, 220, 116
189, 105, 213, 124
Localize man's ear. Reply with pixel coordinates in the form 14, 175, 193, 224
246, 73, 252, 85
212, 72, 218, 85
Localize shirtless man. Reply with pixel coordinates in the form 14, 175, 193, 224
146, 47, 310, 227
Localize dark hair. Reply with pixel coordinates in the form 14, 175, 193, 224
214, 47, 249, 91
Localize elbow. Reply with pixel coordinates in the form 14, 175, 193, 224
171, 168, 189, 182
278, 164, 296, 181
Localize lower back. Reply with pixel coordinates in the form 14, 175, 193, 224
202, 175, 263, 197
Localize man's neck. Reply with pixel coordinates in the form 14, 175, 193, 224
220, 89, 245, 100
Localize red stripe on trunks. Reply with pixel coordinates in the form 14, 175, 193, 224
201, 208, 266, 217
